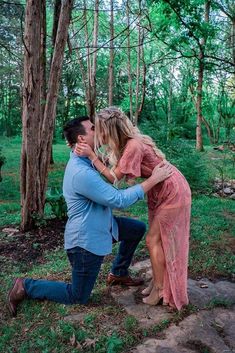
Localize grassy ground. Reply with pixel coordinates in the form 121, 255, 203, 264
0, 138, 234, 352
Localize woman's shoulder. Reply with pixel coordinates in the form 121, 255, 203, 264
126, 138, 143, 149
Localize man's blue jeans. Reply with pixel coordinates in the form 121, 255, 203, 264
24, 216, 146, 305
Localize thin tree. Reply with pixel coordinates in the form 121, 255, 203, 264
134, 0, 142, 125
126, 0, 133, 121
108, 0, 114, 106
196, 1, 210, 151
90, 0, 99, 118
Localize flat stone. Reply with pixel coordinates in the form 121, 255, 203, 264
189, 278, 235, 308
131, 260, 235, 309
223, 187, 233, 194
131, 307, 235, 353
131, 259, 152, 273
64, 260, 235, 352
230, 193, 235, 199
110, 286, 172, 328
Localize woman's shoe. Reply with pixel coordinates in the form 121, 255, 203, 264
142, 285, 163, 305
141, 279, 153, 295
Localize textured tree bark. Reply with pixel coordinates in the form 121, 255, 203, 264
189, 83, 214, 144
21, 0, 43, 230
134, 30, 145, 125
126, 0, 133, 121
196, 1, 210, 151
90, 0, 99, 118
108, 0, 114, 106
21, 0, 73, 231
39, 0, 73, 213
50, 0, 62, 164
232, 18, 235, 68
83, 1, 92, 118
134, 12, 141, 125
167, 69, 173, 141
196, 57, 204, 151
138, 47, 146, 118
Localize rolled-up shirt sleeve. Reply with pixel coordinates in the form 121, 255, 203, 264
72, 167, 144, 209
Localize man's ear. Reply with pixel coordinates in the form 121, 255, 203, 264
77, 135, 86, 143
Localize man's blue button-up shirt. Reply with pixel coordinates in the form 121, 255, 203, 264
63, 152, 145, 256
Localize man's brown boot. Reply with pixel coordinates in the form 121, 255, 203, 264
106, 273, 144, 286
7, 278, 26, 317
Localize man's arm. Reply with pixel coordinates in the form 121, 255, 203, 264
73, 162, 173, 209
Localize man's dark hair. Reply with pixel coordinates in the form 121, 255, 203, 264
63, 116, 90, 145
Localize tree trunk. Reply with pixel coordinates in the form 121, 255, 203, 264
21, 0, 73, 231
39, 0, 73, 208
21, 0, 43, 230
231, 18, 235, 68
134, 12, 141, 125
167, 69, 173, 141
137, 50, 146, 117
108, 0, 114, 106
196, 0, 210, 151
49, 0, 62, 164
83, 2, 92, 118
52, 0, 62, 52
126, 0, 133, 121
71, 23, 89, 116
189, 83, 214, 144
134, 30, 145, 124
90, 0, 99, 119
196, 57, 204, 151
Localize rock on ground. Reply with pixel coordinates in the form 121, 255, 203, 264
131, 306, 235, 353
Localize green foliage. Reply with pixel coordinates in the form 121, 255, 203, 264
0, 146, 6, 182
152, 319, 170, 334
46, 187, 67, 219
83, 313, 97, 327
124, 316, 139, 332
206, 298, 233, 309
164, 140, 212, 193
0, 147, 6, 166
140, 119, 212, 192
106, 333, 123, 353
31, 212, 47, 228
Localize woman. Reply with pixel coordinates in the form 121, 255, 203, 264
75, 107, 191, 310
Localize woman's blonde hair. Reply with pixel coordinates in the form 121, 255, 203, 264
94, 106, 165, 166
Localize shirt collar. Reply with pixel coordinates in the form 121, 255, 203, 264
70, 151, 92, 166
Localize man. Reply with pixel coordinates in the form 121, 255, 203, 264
7, 116, 173, 316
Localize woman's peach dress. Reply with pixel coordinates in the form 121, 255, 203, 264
118, 139, 191, 310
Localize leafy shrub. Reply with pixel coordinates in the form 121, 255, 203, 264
0, 147, 6, 182
162, 139, 212, 193
46, 187, 67, 219
140, 119, 212, 192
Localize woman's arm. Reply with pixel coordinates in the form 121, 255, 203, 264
141, 161, 173, 193
75, 143, 173, 189
75, 143, 123, 184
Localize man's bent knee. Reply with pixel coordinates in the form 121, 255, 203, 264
135, 220, 146, 240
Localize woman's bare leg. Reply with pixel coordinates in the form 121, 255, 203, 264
143, 218, 165, 304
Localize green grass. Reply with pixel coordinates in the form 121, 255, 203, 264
189, 195, 235, 277
0, 137, 69, 226
0, 137, 234, 352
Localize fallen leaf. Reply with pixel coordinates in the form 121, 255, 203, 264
2, 228, 19, 234
82, 338, 97, 348
69, 333, 76, 346
76, 342, 83, 350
